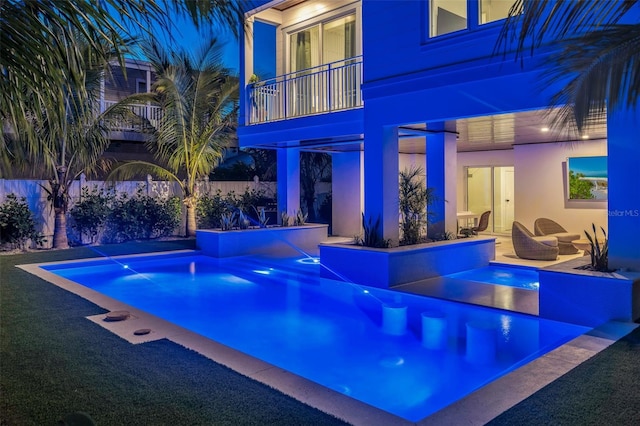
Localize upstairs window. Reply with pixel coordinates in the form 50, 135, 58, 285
289, 14, 356, 73
429, 0, 518, 38
479, 0, 517, 24
430, 0, 467, 37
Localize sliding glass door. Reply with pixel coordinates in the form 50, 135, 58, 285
288, 14, 357, 115
465, 166, 514, 234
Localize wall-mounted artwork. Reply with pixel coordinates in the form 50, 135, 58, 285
567, 156, 608, 200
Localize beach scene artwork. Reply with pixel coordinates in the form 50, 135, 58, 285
567, 156, 608, 200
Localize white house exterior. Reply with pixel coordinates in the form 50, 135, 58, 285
238, 0, 640, 271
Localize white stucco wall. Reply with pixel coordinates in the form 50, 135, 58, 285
332, 150, 363, 237
514, 140, 608, 235
457, 140, 608, 235
399, 151, 425, 173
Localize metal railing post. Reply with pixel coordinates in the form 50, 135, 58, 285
327, 62, 332, 112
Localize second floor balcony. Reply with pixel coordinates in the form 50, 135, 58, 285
102, 100, 162, 133
247, 56, 363, 125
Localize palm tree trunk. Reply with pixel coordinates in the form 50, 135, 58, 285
53, 208, 69, 249
186, 204, 197, 237
50, 176, 69, 249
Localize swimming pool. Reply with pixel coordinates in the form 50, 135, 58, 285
42, 253, 587, 422
445, 265, 540, 290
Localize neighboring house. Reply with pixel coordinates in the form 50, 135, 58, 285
101, 58, 159, 163
238, 0, 640, 271
103, 59, 241, 166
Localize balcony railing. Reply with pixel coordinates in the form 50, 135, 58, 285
102, 100, 162, 132
247, 56, 363, 125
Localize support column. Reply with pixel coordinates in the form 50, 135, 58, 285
239, 17, 254, 126
607, 104, 640, 271
364, 124, 400, 246
277, 148, 300, 224
426, 122, 458, 238
332, 151, 363, 236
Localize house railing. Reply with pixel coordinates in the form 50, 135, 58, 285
247, 55, 363, 124
102, 100, 162, 132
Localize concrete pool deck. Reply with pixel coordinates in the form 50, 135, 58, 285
18, 251, 638, 426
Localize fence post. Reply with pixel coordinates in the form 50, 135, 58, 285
79, 173, 86, 199
146, 174, 153, 196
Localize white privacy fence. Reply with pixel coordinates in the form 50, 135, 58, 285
0, 176, 276, 247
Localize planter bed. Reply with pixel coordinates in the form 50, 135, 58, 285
539, 257, 640, 327
319, 237, 496, 288
196, 224, 329, 258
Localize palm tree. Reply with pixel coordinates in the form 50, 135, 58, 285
300, 152, 332, 222
4, 30, 132, 249
497, 0, 640, 132
108, 39, 239, 237
0, 0, 248, 175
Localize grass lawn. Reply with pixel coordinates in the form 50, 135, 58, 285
0, 240, 349, 426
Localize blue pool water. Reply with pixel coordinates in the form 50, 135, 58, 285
446, 265, 540, 290
43, 253, 587, 422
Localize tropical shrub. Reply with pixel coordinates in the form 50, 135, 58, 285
197, 190, 228, 229
294, 209, 308, 226
280, 211, 291, 227
253, 206, 269, 228
355, 213, 390, 248
399, 166, 436, 245
433, 230, 457, 241
238, 210, 250, 229
584, 223, 611, 272
0, 194, 45, 249
220, 212, 237, 231
69, 186, 114, 244
229, 188, 273, 224
105, 189, 180, 243
197, 188, 275, 229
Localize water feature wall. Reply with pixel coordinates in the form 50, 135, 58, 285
196, 224, 330, 257
319, 237, 496, 288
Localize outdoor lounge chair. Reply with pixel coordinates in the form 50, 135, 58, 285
533, 218, 580, 254
512, 221, 559, 261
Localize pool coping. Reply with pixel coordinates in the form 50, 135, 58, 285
17, 250, 638, 426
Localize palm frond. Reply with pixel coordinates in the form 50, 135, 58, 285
496, 0, 637, 58
134, 37, 238, 199
107, 161, 182, 187
540, 23, 640, 131
1, 0, 246, 174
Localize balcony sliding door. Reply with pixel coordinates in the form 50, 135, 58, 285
288, 14, 357, 117
323, 15, 357, 110
290, 26, 319, 116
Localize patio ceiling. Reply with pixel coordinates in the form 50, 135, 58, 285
399, 109, 608, 154
271, 0, 307, 11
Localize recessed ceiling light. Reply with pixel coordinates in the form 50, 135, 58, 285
581, 135, 589, 140
541, 127, 550, 132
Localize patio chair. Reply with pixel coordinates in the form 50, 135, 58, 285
471, 210, 491, 235
512, 221, 559, 261
533, 218, 580, 254
460, 210, 491, 236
